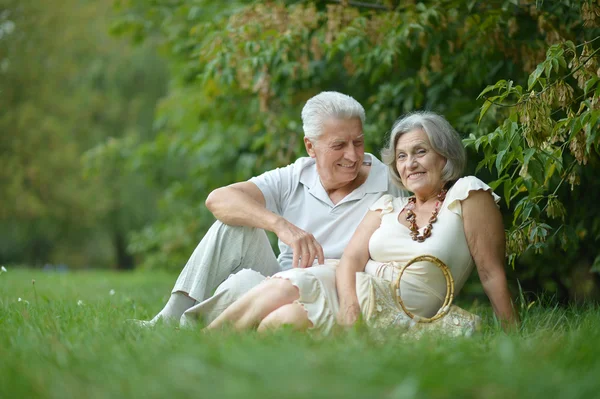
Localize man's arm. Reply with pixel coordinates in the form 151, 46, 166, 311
206, 181, 273, 228
206, 182, 324, 268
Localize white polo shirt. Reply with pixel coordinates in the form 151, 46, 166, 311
250, 153, 404, 270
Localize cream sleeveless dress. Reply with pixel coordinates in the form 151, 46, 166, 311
271, 176, 500, 333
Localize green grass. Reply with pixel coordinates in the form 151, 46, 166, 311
1, 268, 599, 399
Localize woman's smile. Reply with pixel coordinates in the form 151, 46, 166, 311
407, 172, 426, 180
395, 128, 447, 200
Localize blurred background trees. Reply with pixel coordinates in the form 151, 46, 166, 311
0, 0, 168, 269
2, 0, 599, 302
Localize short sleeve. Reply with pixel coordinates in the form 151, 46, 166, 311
249, 165, 294, 215
369, 194, 395, 216
445, 176, 500, 216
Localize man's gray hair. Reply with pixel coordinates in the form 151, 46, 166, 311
381, 111, 466, 190
301, 91, 365, 141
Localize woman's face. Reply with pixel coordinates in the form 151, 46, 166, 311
395, 128, 447, 198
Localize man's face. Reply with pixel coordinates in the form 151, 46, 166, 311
304, 117, 365, 190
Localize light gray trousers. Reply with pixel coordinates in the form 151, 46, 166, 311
172, 221, 282, 326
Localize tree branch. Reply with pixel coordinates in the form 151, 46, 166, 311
483, 44, 600, 108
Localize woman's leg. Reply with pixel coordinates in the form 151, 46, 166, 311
257, 303, 311, 332
205, 278, 299, 330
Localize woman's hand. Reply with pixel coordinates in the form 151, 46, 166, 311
337, 302, 361, 326
335, 209, 383, 327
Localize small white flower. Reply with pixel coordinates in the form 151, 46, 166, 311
109, 289, 115, 296
77, 300, 84, 306
1, 266, 7, 273
18, 297, 29, 305
18, 297, 22, 302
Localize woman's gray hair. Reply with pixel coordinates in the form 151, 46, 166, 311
301, 91, 366, 141
381, 111, 466, 190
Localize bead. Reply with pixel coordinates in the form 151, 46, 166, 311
405, 188, 447, 243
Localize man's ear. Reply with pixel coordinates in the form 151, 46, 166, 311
304, 137, 317, 158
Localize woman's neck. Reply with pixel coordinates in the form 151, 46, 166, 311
412, 184, 447, 207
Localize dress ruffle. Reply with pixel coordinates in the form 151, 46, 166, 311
369, 194, 395, 216
445, 176, 500, 216
270, 260, 339, 334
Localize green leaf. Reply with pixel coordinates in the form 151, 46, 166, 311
527, 158, 545, 185
513, 197, 528, 224
544, 60, 552, 78
477, 80, 506, 100
478, 99, 493, 122
523, 148, 536, 168
476, 151, 496, 173
544, 162, 556, 185
495, 149, 507, 175
528, 64, 544, 91
584, 77, 599, 96
503, 178, 512, 207
522, 201, 535, 220
502, 152, 515, 174
585, 121, 596, 153
514, 146, 524, 162
551, 57, 559, 74
488, 176, 508, 191
462, 133, 477, 145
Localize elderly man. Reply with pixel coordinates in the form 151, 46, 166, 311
139, 91, 403, 327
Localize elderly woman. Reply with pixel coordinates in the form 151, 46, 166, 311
206, 111, 518, 333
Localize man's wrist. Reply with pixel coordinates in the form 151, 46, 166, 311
270, 215, 288, 235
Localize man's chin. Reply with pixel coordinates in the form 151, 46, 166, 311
336, 171, 359, 183
336, 165, 359, 173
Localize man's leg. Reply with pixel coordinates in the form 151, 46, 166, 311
145, 221, 280, 325
179, 269, 266, 327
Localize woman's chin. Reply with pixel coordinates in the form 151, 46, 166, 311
406, 183, 430, 196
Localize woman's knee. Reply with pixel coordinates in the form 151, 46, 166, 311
258, 278, 300, 303
214, 269, 266, 296
258, 303, 311, 332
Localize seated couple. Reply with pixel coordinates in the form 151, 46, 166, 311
137, 91, 518, 334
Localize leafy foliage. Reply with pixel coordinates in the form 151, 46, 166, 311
107, 0, 600, 300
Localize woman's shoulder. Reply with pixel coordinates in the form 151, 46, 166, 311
445, 176, 500, 214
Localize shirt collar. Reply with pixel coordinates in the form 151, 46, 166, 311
299, 153, 390, 205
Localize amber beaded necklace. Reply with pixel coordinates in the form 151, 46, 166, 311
405, 189, 447, 242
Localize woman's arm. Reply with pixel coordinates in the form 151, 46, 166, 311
462, 190, 519, 331
336, 210, 382, 326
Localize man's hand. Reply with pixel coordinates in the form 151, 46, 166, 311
275, 219, 325, 268
337, 302, 361, 327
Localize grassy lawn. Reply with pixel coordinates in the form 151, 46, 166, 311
1, 268, 599, 399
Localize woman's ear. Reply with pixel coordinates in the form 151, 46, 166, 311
304, 137, 317, 158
